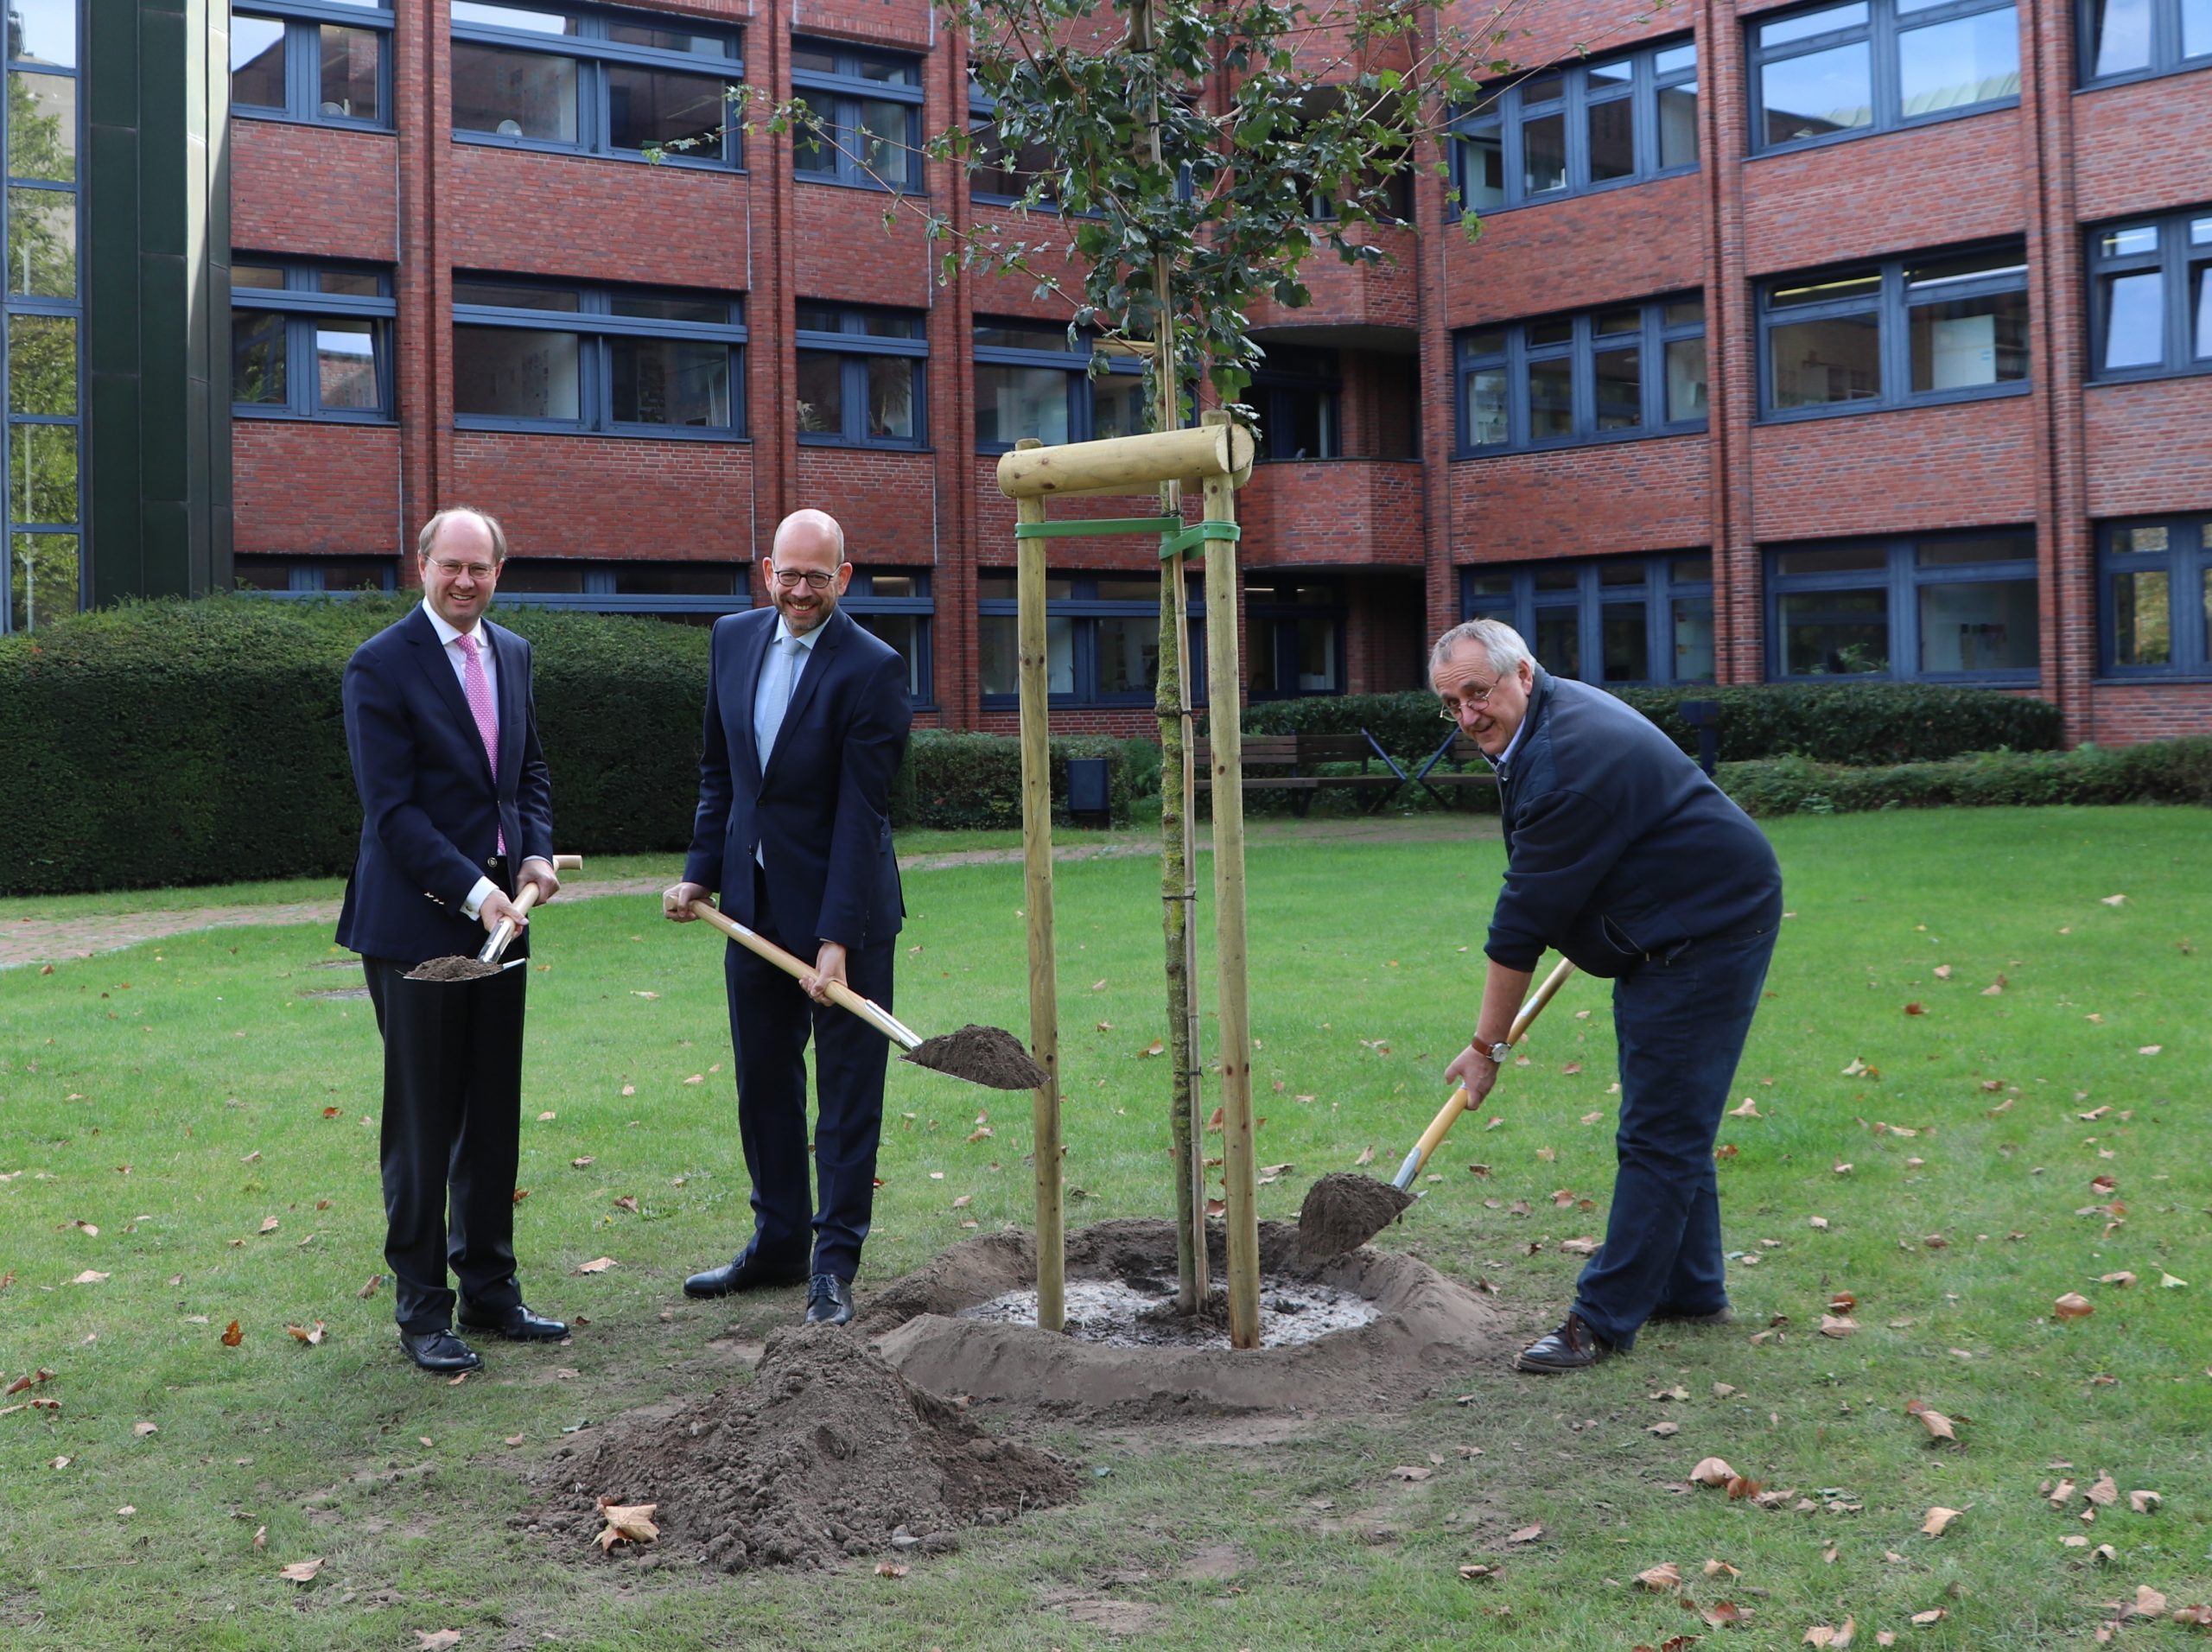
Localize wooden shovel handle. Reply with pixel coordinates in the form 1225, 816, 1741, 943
477, 854, 582, 965
686, 899, 922, 1052
1391, 957, 1579, 1191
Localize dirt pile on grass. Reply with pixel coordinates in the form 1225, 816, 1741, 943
902, 1022, 1047, 1090
544, 1325, 1082, 1571
1294, 1172, 1415, 1260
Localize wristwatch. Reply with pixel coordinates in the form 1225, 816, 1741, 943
1476, 1039, 1513, 1065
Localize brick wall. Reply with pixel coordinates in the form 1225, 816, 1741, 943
234, 422, 404, 556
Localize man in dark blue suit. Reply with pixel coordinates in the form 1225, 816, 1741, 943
664, 509, 912, 1328
1432, 618, 1783, 1374
338, 506, 568, 1374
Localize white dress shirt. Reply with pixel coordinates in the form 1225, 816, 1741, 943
752, 616, 824, 867
421, 602, 543, 919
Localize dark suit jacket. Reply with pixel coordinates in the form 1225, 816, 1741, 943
683, 605, 910, 950
1487, 669, 1782, 977
336, 606, 556, 965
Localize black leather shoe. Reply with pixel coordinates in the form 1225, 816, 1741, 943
683, 1242, 809, 1299
399, 1329, 482, 1374
1648, 1304, 1732, 1326
804, 1274, 855, 1327
459, 1302, 569, 1341
1515, 1311, 1612, 1374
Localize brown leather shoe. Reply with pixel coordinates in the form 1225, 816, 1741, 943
1516, 1310, 1612, 1373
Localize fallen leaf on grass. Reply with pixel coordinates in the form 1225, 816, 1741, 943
613, 1196, 639, 1214
286, 1322, 327, 1346
1705, 1559, 1740, 1579
1506, 1522, 1543, 1544
220, 1320, 243, 1346
416, 1634, 463, 1651
2160, 1273, 2188, 1289
70, 1270, 109, 1286
1702, 1601, 1754, 1625
594, 1500, 658, 1554
1903, 1002, 1925, 1016
1820, 1315, 1859, 1338
1804, 1617, 1855, 1647
257, 1217, 279, 1235
1906, 1400, 1957, 1441
2170, 1604, 2212, 1625
1635, 1561, 1682, 1592
2138, 1045, 2162, 1057
2054, 1293, 2094, 1320
1389, 1465, 1433, 1482
1808, 1216, 1830, 1229
875, 1562, 909, 1579
1910, 1610, 1948, 1625
1922, 1507, 1962, 1536
2130, 1490, 2162, 1513
278, 1557, 325, 1584
132, 1420, 157, 1437
1649, 1421, 1681, 1438
253, 1526, 266, 1550
1138, 1040, 1165, 1059
1458, 1564, 1497, 1581
1353, 1147, 1375, 1167
2101, 893, 2126, 906
1560, 1237, 1599, 1255
575, 1257, 617, 1274
2087, 1473, 2118, 1506
2134, 1585, 2169, 1617
358, 1274, 384, 1299
1690, 1458, 1736, 1487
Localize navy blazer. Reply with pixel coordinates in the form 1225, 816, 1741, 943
683, 605, 910, 951
1487, 669, 1781, 977
336, 606, 556, 964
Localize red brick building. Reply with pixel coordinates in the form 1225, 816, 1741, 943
226, 0, 2212, 743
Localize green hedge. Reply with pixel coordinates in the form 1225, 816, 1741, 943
1237, 683, 2063, 767
1719, 740, 2212, 816
896, 730, 1132, 830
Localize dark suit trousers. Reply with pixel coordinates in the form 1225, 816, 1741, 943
725, 861, 893, 1281
1570, 925, 1777, 1350
364, 956, 528, 1334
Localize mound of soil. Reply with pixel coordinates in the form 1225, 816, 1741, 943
540, 1325, 1082, 1572
404, 953, 498, 982
902, 1023, 1047, 1090
1295, 1172, 1415, 1260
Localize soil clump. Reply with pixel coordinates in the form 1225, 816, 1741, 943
902, 1022, 1047, 1090
540, 1325, 1081, 1572
1294, 1172, 1416, 1260
404, 953, 499, 982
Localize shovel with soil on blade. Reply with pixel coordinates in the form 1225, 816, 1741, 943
406, 854, 583, 982
1297, 956, 1579, 1259
683, 899, 1046, 1091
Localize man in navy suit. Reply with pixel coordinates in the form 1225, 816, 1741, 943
1432, 618, 1783, 1375
338, 506, 568, 1373
664, 508, 912, 1327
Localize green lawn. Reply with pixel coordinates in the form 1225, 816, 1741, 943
2, 810, 2207, 1649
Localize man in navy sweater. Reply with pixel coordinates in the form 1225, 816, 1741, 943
1434, 618, 1782, 1373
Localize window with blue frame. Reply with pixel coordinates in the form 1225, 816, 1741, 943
488, 557, 746, 625
451, 277, 744, 436
968, 83, 1057, 206
1456, 297, 1706, 454
1245, 578, 1345, 696
795, 304, 926, 448
4, 3, 82, 633
844, 569, 935, 704
1758, 243, 2029, 419
791, 41, 922, 190
2088, 208, 2212, 381
232, 0, 391, 129
978, 572, 1204, 707
2098, 516, 2211, 677
232, 260, 395, 421
1462, 554, 1715, 684
1765, 532, 2038, 681
2079, 0, 2211, 85
449, 1, 740, 164
972, 321, 1147, 451
1250, 346, 1339, 461
1750, 0, 2019, 154
235, 555, 400, 594
1450, 40, 1697, 214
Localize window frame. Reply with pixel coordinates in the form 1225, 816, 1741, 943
478, 557, 749, 617
2076, 0, 2212, 86
1250, 346, 1342, 462
977, 570, 1206, 708
448, 1, 743, 168
1460, 553, 1719, 687
793, 303, 929, 450
843, 569, 936, 706
2096, 515, 2211, 678
970, 321, 1147, 454
790, 40, 924, 192
1447, 37, 1698, 216
233, 555, 402, 596
967, 82, 1058, 210
1756, 241, 2031, 422
1454, 295, 1707, 455
2087, 207, 2212, 383
1764, 531, 2040, 684
232, 0, 396, 131
232, 259, 397, 423
1748, 0, 2021, 157
449, 276, 747, 439
1243, 577, 1348, 697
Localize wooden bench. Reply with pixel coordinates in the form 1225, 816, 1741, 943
1191, 735, 1319, 810
1292, 733, 1406, 815
1191, 732, 1403, 816
1400, 729, 1500, 810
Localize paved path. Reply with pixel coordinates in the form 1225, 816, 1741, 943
0, 816, 1497, 970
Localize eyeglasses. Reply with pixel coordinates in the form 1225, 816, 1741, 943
428, 557, 497, 580
771, 568, 837, 592
1436, 679, 1505, 720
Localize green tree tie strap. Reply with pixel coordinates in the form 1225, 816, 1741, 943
1160, 522, 1238, 560
1012, 517, 1183, 539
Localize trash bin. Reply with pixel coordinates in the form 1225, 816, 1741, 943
1065, 757, 1111, 827
1677, 699, 1721, 778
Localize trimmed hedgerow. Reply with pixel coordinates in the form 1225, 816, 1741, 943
1719, 740, 2212, 816
897, 730, 1131, 830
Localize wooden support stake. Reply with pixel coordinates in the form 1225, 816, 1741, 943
1014, 452, 1065, 1336
1198, 414, 1260, 1351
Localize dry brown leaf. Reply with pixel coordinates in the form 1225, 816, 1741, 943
1353, 1147, 1376, 1167
1506, 1522, 1544, 1544
357, 1274, 384, 1299
132, 1420, 157, 1437
1635, 1561, 1683, 1592
285, 1321, 327, 1346
575, 1257, 616, 1274
1138, 1039, 1165, 1058
594, 1500, 659, 1553
1804, 1617, 1855, 1648
1726, 1475, 1761, 1500
1458, 1563, 1497, 1581
1820, 1314, 1859, 1338
2134, 1585, 2170, 1617
1560, 1237, 1599, 1255
416, 1633, 464, 1651
2161, 1273, 2188, 1289
1649, 1421, 1681, 1438
1877, 1636, 1897, 1649
1702, 1601, 1753, 1626
2170, 1604, 2212, 1625
70, 1270, 109, 1286
1910, 1610, 1947, 1625
253, 1525, 266, 1550
1690, 1457, 1736, 1487
2129, 1490, 2162, 1514
1704, 1558, 1740, 1579
277, 1557, 326, 1584
1921, 1506, 1962, 1536
874, 1561, 909, 1579
2087, 1473, 2118, 1506
220, 1320, 243, 1346
2054, 1293, 2094, 1320
1388, 1465, 1432, 1482
2101, 893, 2127, 905
1904, 1001, 1925, 1016
1905, 1400, 1956, 1441
2098, 1272, 2136, 1287
258, 1217, 279, 1235
2050, 1478, 2078, 1506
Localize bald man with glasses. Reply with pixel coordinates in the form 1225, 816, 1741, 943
664, 510, 912, 1328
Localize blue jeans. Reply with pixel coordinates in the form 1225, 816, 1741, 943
1570, 924, 1777, 1350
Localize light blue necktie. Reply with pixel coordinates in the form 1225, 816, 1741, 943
754, 632, 800, 768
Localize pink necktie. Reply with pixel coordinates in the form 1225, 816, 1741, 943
456, 632, 504, 855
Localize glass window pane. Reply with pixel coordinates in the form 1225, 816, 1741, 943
1526, 357, 1573, 437
1459, 125, 1505, 211
1918, 535, 2029, 566
318, 25, 380, 121
1761, 3, 1868, 48
859, 98, 912, 185
1294, 615, 1338, 690
1760, 43, 1873, 145
9, 531, 76, 630
1653, 43, 1697, 74
1906, 249, 2029, 290
1466, 366, 1508, 446
1535, 607, 1582, 678
1778, 544, 1887, 575
973, 321, 1070, 353
1665, 336, 1707, 421
453, 325, 580, 419
453, 279, 578, 310
1588, 97, 1634, 181
866, 355, 916, 440
451, 43, 577, 143
1599, 560, 1645, 587
1519, 70, 1564, 105
1657, 81, 1698, 168
1521, 111, 1566, 194
978, 613, 1074, 696
864, 313, 919, 339
10, 0, 77, 67
1593, 346, 1641, 431
1910, 289, 2028, 390
1897, 8, 2019, 118
1781, 589, 1889, 674
792, 112, 836, 175
1770, 315, 1881, 407
790, 47, 838, 76
1671, 594, 1714, 680
1465, 572, 1514, 602
974, 363, 1069, 446
232, 309, 287, 404
8, 314, 74, 413
2088, 0, 2152, 74
868, 574, 918, 598
233, 263, 285, 289
1090, 376, 1148, 441
9, 421, 76, 524
1586, 57, 1632, 87
315, 319, 380, 409
231, 15, 288, 110
605, 22, 731, 57
1920, 577, 2037, 670
1534, 564, 1579, 591
607, 66, 728, 153
10, 72, 76, 181
2111, 570, 2169, 664
610, 337, 730, 427
1594, 308, 1640, 337
2101, 270, 2164, 370
2099, 224, 2158, 258
855, 612, 924, 697
1602, 600, 1649, 680
1096, 616, 1160, 696
2108, 524, 2167, 554
1769, 269, 1881, 308
2187, 0, 2211, 56
451, 3, 576, 33
608, 292, 725, 322
317, 269, 381, 296
1662, 299, 1703, 328
860, 56, 921, 87
1670, 554, 1713, 583
2196, 264, 2211, 359
1464, 327, 1506, 359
